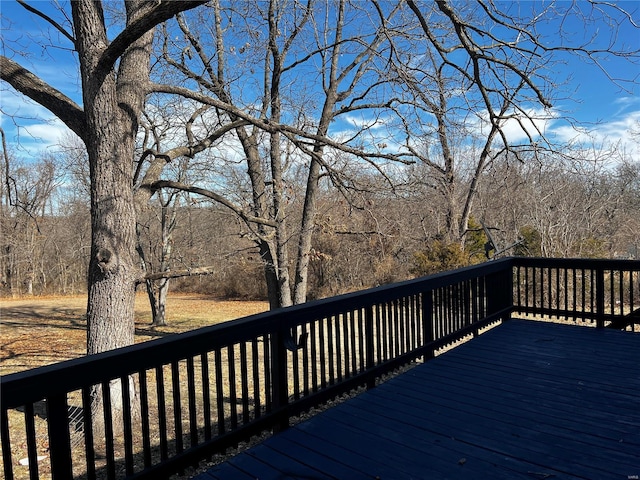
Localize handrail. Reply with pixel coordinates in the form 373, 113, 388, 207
1, 257, 637, 480
512, 257, 639, 328
1, 257, 513, 410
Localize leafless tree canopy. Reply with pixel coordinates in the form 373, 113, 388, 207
1, 1, 638, 345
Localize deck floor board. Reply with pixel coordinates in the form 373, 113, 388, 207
196, 320, 640, 480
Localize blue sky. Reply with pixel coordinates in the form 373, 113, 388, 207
1, 1, 639, 161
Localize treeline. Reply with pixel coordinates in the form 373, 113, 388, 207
2, 151, 638, 300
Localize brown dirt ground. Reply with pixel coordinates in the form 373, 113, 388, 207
0, 293, 268, 376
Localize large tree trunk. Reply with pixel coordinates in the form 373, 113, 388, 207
237, 127, 285, 309
71, 0, 207, 350
73, 1, 151, 356
1, 0, 207, 437
72, 0, 153, 438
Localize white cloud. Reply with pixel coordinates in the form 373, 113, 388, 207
1, 92, 76, 158
22, 119, 73, 145
612, 96, 640, 109
549, 110, 640, 159
467, 105, 640, 161
472, 107, 559, 144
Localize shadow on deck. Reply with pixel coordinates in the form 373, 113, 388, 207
197, 320, 640, 480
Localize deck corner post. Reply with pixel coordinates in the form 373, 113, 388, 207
487, 265, 513, 323
365, 305, 375, 389
422, 290, 435, 360
46, 394, 74, 480
270, 328, 290, 433
596, 267, 605, 328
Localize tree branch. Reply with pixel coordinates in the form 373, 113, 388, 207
149, 180, 278, 228
0, 56, 86, 142
150, 82, 416, 165
142, 266, 218, 282
17, 0, 75, 45
96, 0, 207, 75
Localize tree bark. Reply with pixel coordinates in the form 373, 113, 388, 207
267, 1, 293, 308
71, 1, 147, 356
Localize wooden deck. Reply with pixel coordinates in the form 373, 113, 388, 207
195, 319, 640, 480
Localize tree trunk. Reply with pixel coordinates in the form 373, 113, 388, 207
156, 278, 169, 326
237, 127, 285, 308
1, 0, 207, 436
258, 239, 281, 310
72, 0, 153, 437
149, 197, 176, 326
72, 0, 152, 356
267, 10, 293, 308
293, 158, 321, 305
148, 277, 169, 327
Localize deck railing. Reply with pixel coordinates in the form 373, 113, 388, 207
512, 257, 639, 328
1, 257, 638, 479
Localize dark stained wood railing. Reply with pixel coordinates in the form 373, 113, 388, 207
513, 257, 639, 329
1, 257, 638, 479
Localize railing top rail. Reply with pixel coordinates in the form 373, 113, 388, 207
0, 257, 514, 408
512, 257, 640, 269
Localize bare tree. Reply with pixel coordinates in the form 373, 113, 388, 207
136, 0, 412, 307
0, 135, 61, 295
102, 0, 639, 308
475, 147, 640, 259
395, 0, 639, 245
3, 0, 637, 323
1, 0, 206, 354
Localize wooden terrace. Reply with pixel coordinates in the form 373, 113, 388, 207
198, 319, 640, 480
1, 257, 639, 480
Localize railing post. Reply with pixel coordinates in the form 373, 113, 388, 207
422, 290, 435, 360
596, 267, 605, 328
365, 305, 375, 389
486, 265, 513, 322
1, 407, 14, 480
46, 393, 73, 480
486, 273, 500, 318
506, 262, 515, 320
270, 328, 289, 433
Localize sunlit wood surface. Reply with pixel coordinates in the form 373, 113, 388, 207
197, 319, 640, 480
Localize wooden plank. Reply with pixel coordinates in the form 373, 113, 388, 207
448, 325, 640, 375
270, 427, 414, 479
362, 380, 640, 475
330, 394, 608, 477
418, 355, 638, 399
218, 443, 332, 480
313, 402, 566, 479
444, 349, 640, 388
392, 367, 640, 447
200, 320, 640, 480
254, 435, 368, 479
294, 412, 510, 479
432, 353, 639, 409
196, 454, 276, 480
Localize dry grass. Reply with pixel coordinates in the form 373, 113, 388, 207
0, 293, 268, 376
1, 294, 268, 480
